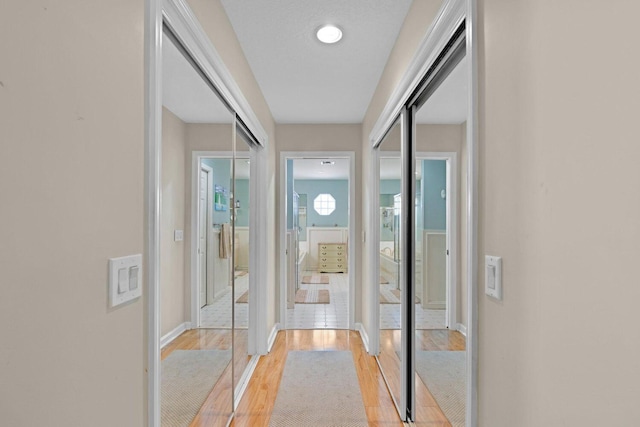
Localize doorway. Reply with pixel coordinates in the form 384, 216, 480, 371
378, 153, 457, 334
280, 152, 356, 330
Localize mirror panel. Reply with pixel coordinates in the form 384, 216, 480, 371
233, 130, 252, 398
377, 119, 403, 412
160, 29, 234, 426
412, 53, 468, 425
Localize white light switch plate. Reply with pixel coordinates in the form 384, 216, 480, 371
109, 254, 142, 307
174, 230, 184, 242
485, 255, 502, 300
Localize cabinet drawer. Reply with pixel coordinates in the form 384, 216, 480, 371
320, 251, 345, 257
319, 257, 345, 263
319, 244, 346, 251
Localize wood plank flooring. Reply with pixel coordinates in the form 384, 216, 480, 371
231, 330, 403, 427
163, 328, 465, 426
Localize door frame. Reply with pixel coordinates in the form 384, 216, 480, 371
374, 151, 458, 333
279, 151, 356, 330
190, 151, 252, 328
416, 151, 458, 329
145, 0, 270, 425
198, 163, 214, 308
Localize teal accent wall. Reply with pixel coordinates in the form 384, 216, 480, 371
201, 158, 231, 226
294, 179, 348, 228
380, 179, 401, 195
234, 179, 249, 227
422, 159, 446, 230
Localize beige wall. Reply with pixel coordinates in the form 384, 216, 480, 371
477, 0, 640, 424
161, 108, 187, 336
0, 1, 144, 425
276, 124, 363, 322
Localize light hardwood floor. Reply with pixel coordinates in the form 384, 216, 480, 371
231, 329, 403, 427
163, 328, 465, 426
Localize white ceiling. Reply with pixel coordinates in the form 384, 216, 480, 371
292, 158, 350, 180
220, 0, 413, 124
162, 33, 234, 123
163, 1, 468, 126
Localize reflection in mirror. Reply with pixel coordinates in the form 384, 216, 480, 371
160, 29, 234, 426
233, 131, 251, 399
413, 53, 468, 426
377, 120, 403, 411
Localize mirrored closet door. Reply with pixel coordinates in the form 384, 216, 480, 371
411, 30, 467, 425
374, 15, 469, 425
376, 116, 408, 416
160, 24, 259, 426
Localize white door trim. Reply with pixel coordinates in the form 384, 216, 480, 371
366, 0, 478, 425
146, 0, 271, 424
279, 151, 356, 330
416, 152, 458, 330
199, 163, 214, 308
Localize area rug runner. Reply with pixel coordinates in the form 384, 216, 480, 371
380, 288, 420, 304
234, 270, 248, 278
269, 351, 368, 426
302, 274, 330, 284
415, 351, 466, 427
295, 289, 330, 304
161, 349, 231, 427
236, 290, 249, 303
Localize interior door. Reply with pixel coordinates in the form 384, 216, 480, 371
199, 167, 209, 308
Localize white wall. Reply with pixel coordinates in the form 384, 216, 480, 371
0, 1, 144, 425
161, 108, 187, 336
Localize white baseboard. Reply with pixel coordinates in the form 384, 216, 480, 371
355, 322, 370, 353
457, 323, 467, 337
160, 322, 191, 348
234, 354, 259, 410
267, 323, 280, 353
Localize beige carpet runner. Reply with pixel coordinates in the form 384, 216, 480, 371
295, 289, 330, 304
236, 290, 249, 303
161, 350, 231, 427
269, 351, 368, 426
415, 351, 466, 427
302, 274, 330, 284
379, 288, 420, 304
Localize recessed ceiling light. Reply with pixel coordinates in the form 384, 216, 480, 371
320, 160, 335, 165
316, 25, 343, 44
